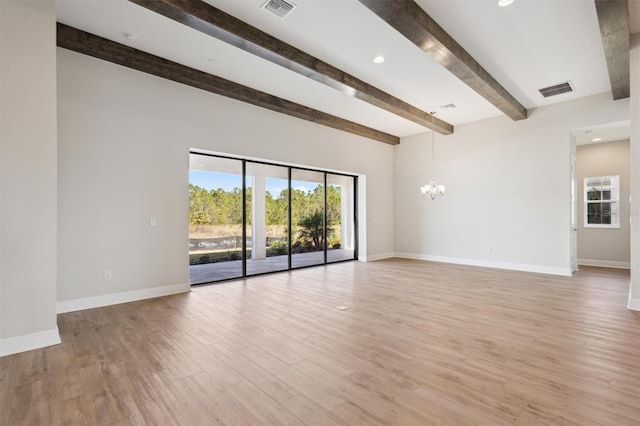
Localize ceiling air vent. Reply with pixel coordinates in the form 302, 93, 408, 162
262, 0, 296, 18
538, 81, 573, 98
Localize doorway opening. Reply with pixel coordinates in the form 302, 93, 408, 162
571, 121, 631, 272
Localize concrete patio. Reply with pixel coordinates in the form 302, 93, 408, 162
190, 249, 355, 283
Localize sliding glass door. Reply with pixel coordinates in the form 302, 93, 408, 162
188, 156, 245, 283
245, 162, 290, 275
327, 173, 356, 263
291, 169, 325, 269
189, 152, 357, 284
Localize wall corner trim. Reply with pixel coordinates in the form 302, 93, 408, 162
57, 283, 191, 314
394, 252, 573, 277
0, 328, 62, 357
577, 259, 631, 270
360, 252, 396, 262
628, 283, 640, 311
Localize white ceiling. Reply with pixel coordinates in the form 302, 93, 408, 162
572, 120, 631, 146
56, 0, 635, 139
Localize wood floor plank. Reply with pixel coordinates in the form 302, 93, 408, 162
281, 394, 348, 426
206, 340, 299, 404
8, 378, 51, 425
47, 369, 84, 404
251, 334, 308, 365
292, 358, 427, 425
144, 369, 215, 425
329, 400, 390, 426
345, 369, 473, 426
239, 344, 345, 411
1, 260, 638, 425
99, 361, 167, 426
257, 328, 356, 377
412, 378, 520, 425
114, 368, 179, 425
83, 387, 129, 425
226, 380, 304, 425
505, 379, 636, 426
0, 354, 19, 426
172, 333, 244, 388
14, 348, 49, 386
181, 370, 263, 425
50, 395, 92, 426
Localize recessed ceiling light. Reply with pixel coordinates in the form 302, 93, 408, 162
498, 0, 514, 6
373, 55, 385, 64
124, 33, 138, 41
592, 137, 602, 142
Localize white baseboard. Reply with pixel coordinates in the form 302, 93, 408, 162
0, 328, 61, 357
394, 252, 572, 277
578, 259, 631, 270
360, 252, 396, 262
57, 283, 190, 314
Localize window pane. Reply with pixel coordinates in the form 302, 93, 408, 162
587, 202, 615, 225
291, 169, 325, 268
587, 203, 602, 224
246, 163, 290, 276
601, 202, 612, 224
587, 188, 602, 200
584, 175, 620, 228
327, 174, 356, 263
189, 154, 244, 283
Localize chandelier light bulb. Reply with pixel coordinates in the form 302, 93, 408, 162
421, 180, 446, 200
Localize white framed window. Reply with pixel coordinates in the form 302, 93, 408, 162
584, 175, 620, 228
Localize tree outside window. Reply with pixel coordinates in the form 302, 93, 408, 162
584, 175, 620, 228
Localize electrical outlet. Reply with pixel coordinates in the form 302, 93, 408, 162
104, 270, 112, 280
150, 217, 157, 227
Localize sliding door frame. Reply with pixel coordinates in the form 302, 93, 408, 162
190, 151, 358, 285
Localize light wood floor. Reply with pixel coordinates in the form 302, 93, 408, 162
1, 259, 638, 425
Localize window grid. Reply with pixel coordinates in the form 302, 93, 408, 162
584, 175, 620, 228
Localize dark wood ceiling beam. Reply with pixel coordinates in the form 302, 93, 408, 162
358, 0, 527, 121
56, 23, 398, 145
127, 0, 453, 135
595, 0, 630, 100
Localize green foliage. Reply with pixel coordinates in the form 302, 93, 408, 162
189, 249, 250, 265
189, 182, 343, 228
266, 240, 288, 256
326, 185, 341, 225
189, 184, 251, 225
297, 211, 334, 248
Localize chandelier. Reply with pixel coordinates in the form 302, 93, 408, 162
420, 131, 445, 199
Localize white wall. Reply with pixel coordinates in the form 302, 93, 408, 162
394, 93, 629, 276
56, 48, 394, 307
629, 34, 640, 311
0, 0, 60, 356
576, 140, 630, 268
